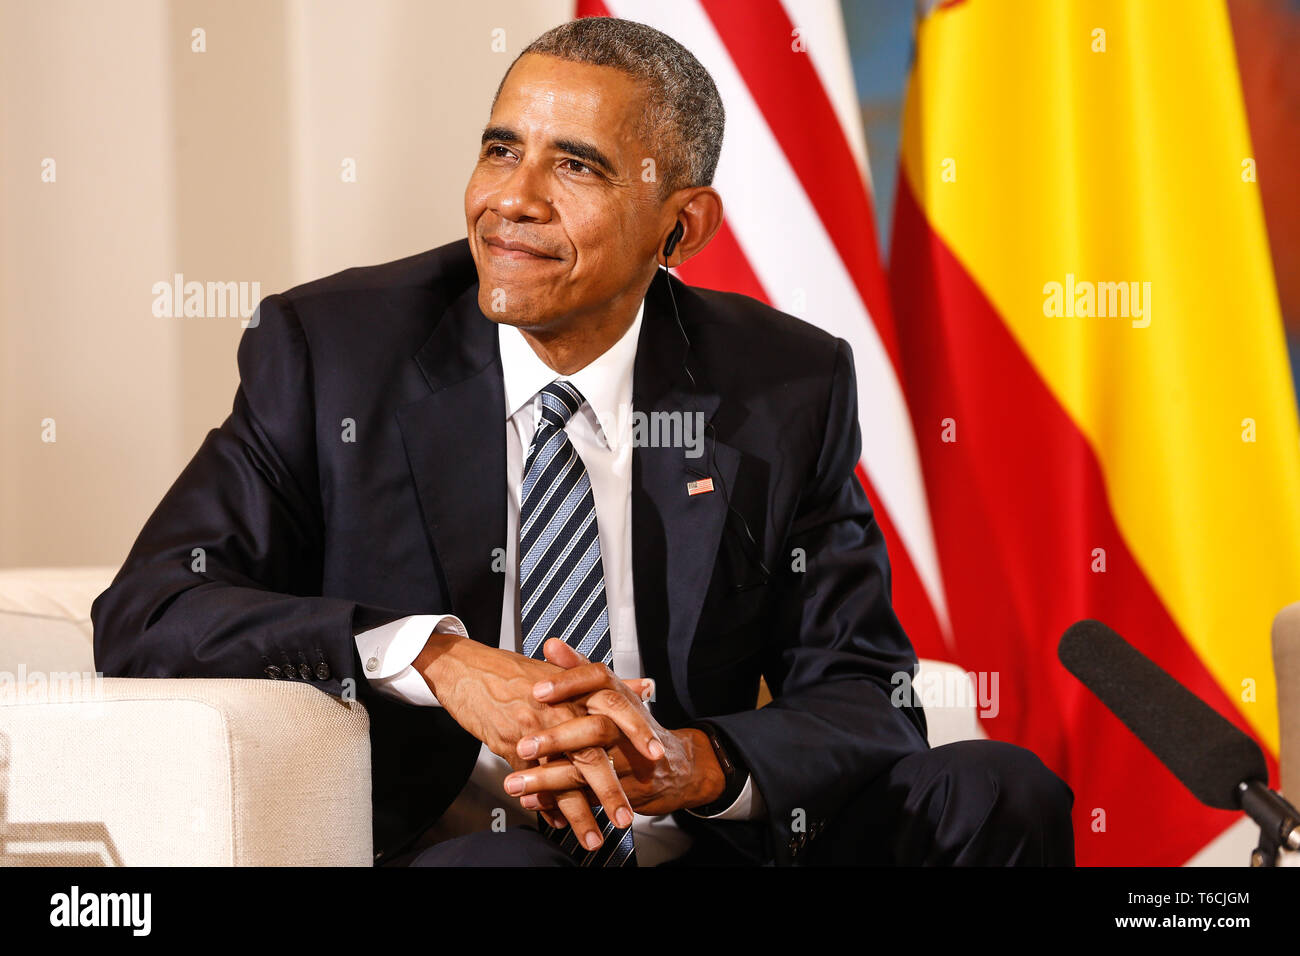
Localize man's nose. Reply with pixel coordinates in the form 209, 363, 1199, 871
490, 158, 552, 224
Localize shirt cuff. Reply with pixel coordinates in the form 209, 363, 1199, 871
353, 613, 468, 707
686, 773, 765, 821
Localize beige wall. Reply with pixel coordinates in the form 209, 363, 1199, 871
0, 0, 571, 567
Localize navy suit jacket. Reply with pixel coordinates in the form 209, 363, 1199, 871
91, 238, 929, 865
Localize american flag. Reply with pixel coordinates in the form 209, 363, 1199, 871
575, 0, 952, 668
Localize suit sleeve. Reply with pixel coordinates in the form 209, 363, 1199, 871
92, 294, 415, 698
701, 336, 930, 864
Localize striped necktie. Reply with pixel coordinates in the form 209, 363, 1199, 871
518, 380, 636, 867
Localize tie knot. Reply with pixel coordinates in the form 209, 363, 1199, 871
537, 380, 584, 431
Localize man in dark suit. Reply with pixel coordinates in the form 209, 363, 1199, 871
91, 17, 1074, 866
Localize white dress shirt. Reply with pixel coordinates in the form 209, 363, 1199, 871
354, 296, 763, 865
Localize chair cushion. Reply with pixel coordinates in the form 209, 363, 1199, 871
0, 566, 114, 673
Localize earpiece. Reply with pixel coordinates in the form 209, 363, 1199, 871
657, 239, 772, 589
662, 221, 684, 260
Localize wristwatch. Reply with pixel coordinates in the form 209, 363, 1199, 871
686, 720, 749, 816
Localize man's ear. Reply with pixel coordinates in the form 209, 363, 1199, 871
660, 186, 724, 268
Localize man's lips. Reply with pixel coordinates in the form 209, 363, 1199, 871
483, 236, 560, 261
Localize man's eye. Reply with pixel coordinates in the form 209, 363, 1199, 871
563, 158, 593, 175
485, 145, 513, 159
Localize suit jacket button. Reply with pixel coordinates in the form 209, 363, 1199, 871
264, 665, 282, 679
298, 664, 311, 680
316, 662, 331, 680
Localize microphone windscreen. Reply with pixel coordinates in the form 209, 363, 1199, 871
1058, 619, 1266, 809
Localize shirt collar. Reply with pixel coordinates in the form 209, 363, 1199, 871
498, 297, 644, 449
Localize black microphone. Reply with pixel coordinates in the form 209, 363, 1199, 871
1058, 619, 1300, 860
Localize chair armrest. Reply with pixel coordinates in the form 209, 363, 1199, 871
1273, 602, 1300, 802
0, 677, 371, 866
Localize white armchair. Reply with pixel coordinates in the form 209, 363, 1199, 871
0, 567, 373, 865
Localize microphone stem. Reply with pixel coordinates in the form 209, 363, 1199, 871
1238, 781, 1300, 861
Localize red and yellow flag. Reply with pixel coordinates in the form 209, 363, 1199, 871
891, 0, 1300, 864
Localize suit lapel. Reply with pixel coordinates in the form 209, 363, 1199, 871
396, 283, 506, 649
632, 269, 740, 718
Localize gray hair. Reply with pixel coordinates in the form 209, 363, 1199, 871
494, 17, 725, 196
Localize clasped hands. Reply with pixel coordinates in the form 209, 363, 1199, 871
414, 632, 725, 852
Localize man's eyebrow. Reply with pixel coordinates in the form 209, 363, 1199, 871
481, 125, 521, 146
480, 126, 616, 175
550, 137, 617, 175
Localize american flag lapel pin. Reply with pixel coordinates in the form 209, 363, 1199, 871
687, 477, 714, 497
